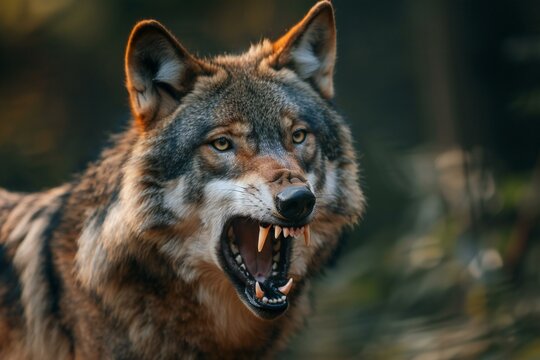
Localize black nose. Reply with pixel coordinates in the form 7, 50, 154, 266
275, 186, 316, 222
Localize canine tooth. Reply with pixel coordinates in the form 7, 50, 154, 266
262, 297, 268, 304
258, 225, 271, 252
283, 228, 290, 238
278, 278, 293, 295
255, 282, 264, 299
304, 225, 311, 247
235, 255, 242, 264
274, 225, 282, 238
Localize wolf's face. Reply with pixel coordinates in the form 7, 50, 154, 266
105, 1, 364, 320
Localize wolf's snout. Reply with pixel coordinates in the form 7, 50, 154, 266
275, 186, 315, 222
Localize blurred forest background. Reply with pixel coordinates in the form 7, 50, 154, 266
1, 0, 540, 358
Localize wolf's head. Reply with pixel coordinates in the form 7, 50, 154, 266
78, 1, 364, 322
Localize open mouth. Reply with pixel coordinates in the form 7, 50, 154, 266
218, 217, 310, 319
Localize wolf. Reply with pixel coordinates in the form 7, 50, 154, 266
0, 1, 364, 358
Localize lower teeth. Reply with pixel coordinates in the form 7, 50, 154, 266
266, 297, 284, 304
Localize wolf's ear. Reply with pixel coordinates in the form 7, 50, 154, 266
271, 1, 337, 99
125, 20, 206, 130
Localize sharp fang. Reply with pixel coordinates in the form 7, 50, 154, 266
258, 225, 270, 252
278, 278, 293, 295
283, 227, 290, 238
275, 225, 282, 238
304, 225, 311, 247
255, 282, 264, 299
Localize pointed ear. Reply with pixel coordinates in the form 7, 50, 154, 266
125, 20, 206, 130
272, 1, 337, 99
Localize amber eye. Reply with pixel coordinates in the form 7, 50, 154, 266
211, 137, 232, 151
292, 129, 307, 144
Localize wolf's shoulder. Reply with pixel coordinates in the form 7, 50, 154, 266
0, 186, 69, 245
0, 189, 25, 232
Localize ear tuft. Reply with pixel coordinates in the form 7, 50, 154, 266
125, 20, 204, 130
272, 1, 337, 98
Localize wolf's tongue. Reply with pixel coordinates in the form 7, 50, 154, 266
232, 219, 272, 281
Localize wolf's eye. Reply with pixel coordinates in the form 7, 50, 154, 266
211, 137, 233, 151
292, 129, 307, 144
